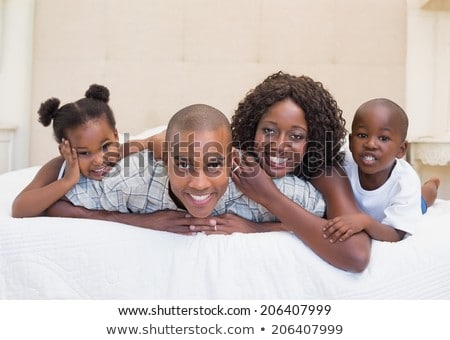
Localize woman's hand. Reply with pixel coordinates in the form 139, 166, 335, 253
231, 152, 278, 205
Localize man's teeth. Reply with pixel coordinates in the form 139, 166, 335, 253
270, 156, 287, 164
191, 194, 211, 202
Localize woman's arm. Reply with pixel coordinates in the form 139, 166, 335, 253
12, 140, 80, 218
310, 166, 360, 218
232, 165, 371, 273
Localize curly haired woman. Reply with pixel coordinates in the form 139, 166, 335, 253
225, 71, 372, 272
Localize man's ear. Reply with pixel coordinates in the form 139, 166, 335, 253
397, 140, 408, 158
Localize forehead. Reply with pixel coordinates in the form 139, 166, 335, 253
353, 103, 401, 130
168, 127, 231, 156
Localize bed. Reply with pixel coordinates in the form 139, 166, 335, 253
1, 146, 450, 299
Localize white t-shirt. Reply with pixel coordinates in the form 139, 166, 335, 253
343, 151, 422, 235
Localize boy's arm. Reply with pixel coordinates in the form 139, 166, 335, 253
323, 213, 405, 242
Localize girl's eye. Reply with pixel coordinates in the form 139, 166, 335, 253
357, 133, 367, 138
102, 143, 111, 152
77, 151, 90, 156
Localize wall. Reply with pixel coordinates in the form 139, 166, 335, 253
28, 0, 407, 167
0, 0, 35, 171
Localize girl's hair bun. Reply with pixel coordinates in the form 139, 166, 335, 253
85, 84, 110, 103
38, 97, 61, 127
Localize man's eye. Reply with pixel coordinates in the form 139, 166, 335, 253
177, 161, 190, 169
207, 163, 223, 172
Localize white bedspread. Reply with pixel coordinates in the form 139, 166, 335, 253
1, 166, 449, 299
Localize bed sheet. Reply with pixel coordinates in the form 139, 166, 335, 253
1, 166, 449, 299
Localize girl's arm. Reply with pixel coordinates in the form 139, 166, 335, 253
120, 130, 165, 159
232, 164, 371, 273
12, 140, 80, 218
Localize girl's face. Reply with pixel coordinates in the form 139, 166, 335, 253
254, 98, 308, 178
65, 118, 119, 180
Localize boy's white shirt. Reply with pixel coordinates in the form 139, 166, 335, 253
343, 150, 422, 236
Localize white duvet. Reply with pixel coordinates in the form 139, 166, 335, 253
1, 166, 449, 299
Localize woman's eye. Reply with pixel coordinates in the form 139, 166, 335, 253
291, 133, 305, 141
263, 127, 275, 135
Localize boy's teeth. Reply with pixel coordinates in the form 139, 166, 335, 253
191, 194, 210, 202
270, 156, 287, 164
363, 155, 375, 161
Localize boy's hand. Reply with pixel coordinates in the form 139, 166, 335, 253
323, 213, 369, 242
59, 138, 80, 185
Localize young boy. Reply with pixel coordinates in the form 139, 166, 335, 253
323, 98, 425, 242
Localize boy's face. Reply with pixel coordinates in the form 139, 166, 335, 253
167, 126, 231, 218
349, 104, 407, 182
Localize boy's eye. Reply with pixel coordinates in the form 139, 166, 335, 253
379, 136, 390, 142
356, 133, 367, 138
77, 151, 90, 156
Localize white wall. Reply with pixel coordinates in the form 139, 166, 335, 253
28, 0, 407, 167
0, 0, 34, 171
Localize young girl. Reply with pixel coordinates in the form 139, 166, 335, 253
12, 84, 121, 217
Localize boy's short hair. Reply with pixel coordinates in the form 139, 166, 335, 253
353, 98, 409, 140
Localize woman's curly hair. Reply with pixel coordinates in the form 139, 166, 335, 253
231, 71, 347, 179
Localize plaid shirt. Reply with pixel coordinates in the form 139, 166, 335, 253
66, 152, 325, 222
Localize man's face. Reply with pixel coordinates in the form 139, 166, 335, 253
167, 127, 231, 218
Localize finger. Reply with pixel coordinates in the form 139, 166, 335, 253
340, 229, 354, 242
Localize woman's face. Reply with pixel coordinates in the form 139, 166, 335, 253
254, 98, 308, 178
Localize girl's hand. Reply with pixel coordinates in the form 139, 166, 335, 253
59, 138, 80, 186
